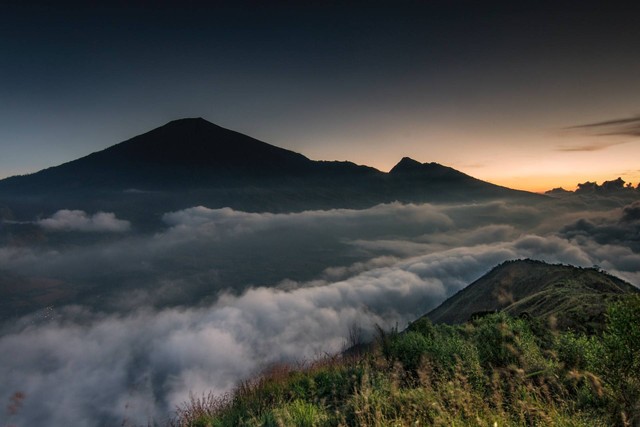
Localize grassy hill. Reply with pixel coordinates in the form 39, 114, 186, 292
172, 294, 640, 426
426, 259, 638, 333
170, 263, 640, 426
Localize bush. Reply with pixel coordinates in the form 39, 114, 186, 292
600, 295, 640, 424
388, 331, 429, 374
472, 313, 523, 368
312, 363, 364, 406
406, 317, 435, 338
556, 332, 603, 371
603, 294, 640, 383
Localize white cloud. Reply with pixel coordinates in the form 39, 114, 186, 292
0, 229, 622, 427
1, 199, 640, 426
160, 203, 454, 242
38, 210, 130, 232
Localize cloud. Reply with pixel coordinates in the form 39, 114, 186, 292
440, 201, 544, 229
621, 201, 640, 222
2, 199, 640, 426
161, 203, 454, 241
555, 140, 630, 152
0, 203, 456, 306
557, 114, 640, 152
0, 200, 627, 309
568, 114, 640, 132
38, 210, 131, 232
0, 229, 601, 427
560, 201, 640, 253
0, 247, 488, 426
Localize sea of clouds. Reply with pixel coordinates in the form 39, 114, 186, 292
1, 198, 639, 426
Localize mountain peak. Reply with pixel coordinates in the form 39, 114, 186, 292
389, 157, 423, 173
389, 157, 472, 182
164, 117, 211, 126
154, 117, 222, 133
97, 118, 314, 179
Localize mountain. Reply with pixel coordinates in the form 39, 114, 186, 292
390, 156, 470, 180
426, 259, 638, 332
0, 118, 319, 192
387, 155, 519, 200
0, 118, 543, 221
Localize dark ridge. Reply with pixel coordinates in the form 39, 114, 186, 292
0, 118, 546, 218
390, 157, 470, 180
0, 118, 317, 192
95, 117, 312, 171
389, 157, 423, 173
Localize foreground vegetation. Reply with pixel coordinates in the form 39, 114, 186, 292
172, 295, 640, 426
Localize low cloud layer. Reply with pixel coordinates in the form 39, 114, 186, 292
561, 201, 640, 253
161, 203, 454, 241
1, 199, 640, 426
0, 248, 487, 426
38, 210, 131, 232
0, 233, 607, 426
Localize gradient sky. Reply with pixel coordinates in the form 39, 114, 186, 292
2, 1, 640, 192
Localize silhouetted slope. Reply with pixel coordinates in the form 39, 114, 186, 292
426, 259, 638, 332
388, 156, 535, 200
390, 156, 469, 180
0, 118, 321, 192
0, 118, 544, 217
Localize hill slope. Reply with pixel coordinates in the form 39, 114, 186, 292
426, 259, 638, 332
172, 287, 640, 427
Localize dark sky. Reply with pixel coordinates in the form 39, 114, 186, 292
2, 1, 640, 190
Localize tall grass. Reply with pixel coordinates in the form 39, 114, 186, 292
172, 295, 640, 427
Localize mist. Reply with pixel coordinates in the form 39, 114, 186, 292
1, 196, 640, 426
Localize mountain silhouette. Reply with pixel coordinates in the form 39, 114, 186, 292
0, 118, 320, 191
390, 156, 469, 180
0, 118, 543, 220
425, 259, 638, 332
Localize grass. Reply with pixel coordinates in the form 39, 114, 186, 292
171, 295, 640, 427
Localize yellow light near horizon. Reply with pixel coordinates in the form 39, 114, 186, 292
483, 171, 640, 193
492, 176, 578, 193
298, 121, 640, 194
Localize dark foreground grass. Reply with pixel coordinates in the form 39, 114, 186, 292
172, 295, 640, 427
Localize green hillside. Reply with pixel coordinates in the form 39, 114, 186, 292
172, 295, 640, 427
171, 265, 640, 427
426, 259, 638, 333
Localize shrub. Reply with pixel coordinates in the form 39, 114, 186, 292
472, 313, 522, 368
600, 295, 640, 425
173, 304, 637, 427
602, 294, 640, 383
406, 316, 435, 338
388, 331, 429, 374
556, 332, 603, 371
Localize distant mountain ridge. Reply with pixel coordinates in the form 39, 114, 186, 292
425, 259, 638, 332
0, 118, 543, 219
